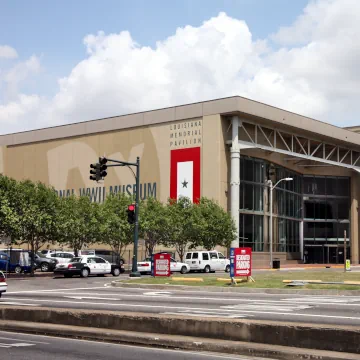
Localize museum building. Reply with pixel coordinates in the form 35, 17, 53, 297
0, 96, 359, 267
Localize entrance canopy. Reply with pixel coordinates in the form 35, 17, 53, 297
226, 119, 360, 171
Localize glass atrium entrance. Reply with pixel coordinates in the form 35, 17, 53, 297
239, 156, 351, 264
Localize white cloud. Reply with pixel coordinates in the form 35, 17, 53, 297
0, 0, 360, 133
0, 45, 18, 59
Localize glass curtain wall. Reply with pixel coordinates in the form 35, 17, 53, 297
239, 157, 302, 254
303, 176, 350, 263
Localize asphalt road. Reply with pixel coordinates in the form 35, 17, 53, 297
0, 331, 266, 360
2, 275, 360, 327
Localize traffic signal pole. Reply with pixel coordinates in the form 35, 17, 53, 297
130, 157, 141, 277
90, 156, 141, 277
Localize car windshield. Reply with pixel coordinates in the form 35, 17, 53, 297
36, 252, 47, 258
71, 257, 83, 263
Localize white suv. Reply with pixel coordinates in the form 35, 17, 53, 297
185, 250, 230, 273
47, 251, 74, 264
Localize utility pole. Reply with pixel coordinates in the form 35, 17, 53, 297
90, 156, 141, 277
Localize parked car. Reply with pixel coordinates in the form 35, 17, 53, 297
0, 271, 7, 298
0, 250, 31, 274
54, 255, 124, 278
185, 250, 230, 273
137, 257, 151, 274
80, 249, 125, 265
137, 257, 190, 275
39, 249, 55, 256
28, 252, 57, 272
47, 251, 74, 264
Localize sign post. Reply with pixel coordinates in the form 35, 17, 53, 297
230, 247, 253, 283
152, 253, 171, 277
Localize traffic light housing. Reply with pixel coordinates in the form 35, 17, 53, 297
89, 163, 101, 181
89, 157, 108, 182
99, 157, 108, 178
127, 204, 135, 224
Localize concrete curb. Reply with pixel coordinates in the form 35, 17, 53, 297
0, 320, 358, 360
0, 306, 359, 354
112, 281, 360, 295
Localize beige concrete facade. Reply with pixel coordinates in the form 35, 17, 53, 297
1, 96, 360, 266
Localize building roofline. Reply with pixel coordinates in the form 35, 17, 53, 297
1, 95, 360, 148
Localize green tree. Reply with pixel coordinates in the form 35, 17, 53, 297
13, 180, 59, 275
165, 197, 197, 261
192, 197, 236, 250
0, 176, 20, 241
99, 193, 133, 262
140, 197, 170, 257
56, 195, 100, 256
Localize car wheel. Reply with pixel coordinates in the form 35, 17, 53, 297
64, 274, 73, 278
204, 265, 210, 273
180, 266, 187, 274
41, 263, 49, 272
112, 268, 120, 277
14, 265, 22, 274
80, 268, 89, 278
225, 265, 230, 273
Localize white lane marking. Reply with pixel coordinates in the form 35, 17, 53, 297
64, 296, 122, 301
283, 297, 360, 304
222, 304, 312, 312
6, 286, 108, 294
163, 312, 248, 319
143, 291, 172, 297
0, 301, 38, 306
0, 335, 49, 344
4, 297, 360, 321
11, 291, 356, 308
0, 342, 35, 348
6, 291, 360, 309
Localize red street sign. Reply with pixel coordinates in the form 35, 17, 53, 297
233, 247, 252, 277
152, 253, 171, 277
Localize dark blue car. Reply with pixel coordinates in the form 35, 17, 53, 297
0, 251, 31, 274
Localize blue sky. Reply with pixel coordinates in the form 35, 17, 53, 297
0, 0, 307, 96
0, 0, 359, 133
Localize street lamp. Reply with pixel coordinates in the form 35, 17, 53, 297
340, 219, 350, 273
267, 177, 293, 268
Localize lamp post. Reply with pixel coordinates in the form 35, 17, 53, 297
267, 177, 293, 268
340, 219, 350, 273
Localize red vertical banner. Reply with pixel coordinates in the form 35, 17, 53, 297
170, 147, 201, 203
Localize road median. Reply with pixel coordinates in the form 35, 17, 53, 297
0, 305, 359, 357
0, 319, 357, 360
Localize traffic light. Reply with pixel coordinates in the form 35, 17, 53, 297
99, 157, 108, 178
127, 204, 135, 224
89, 163, 101, 181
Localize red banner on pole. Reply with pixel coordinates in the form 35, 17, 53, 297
233, 248, 252, 277
152, 253, 171, 277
